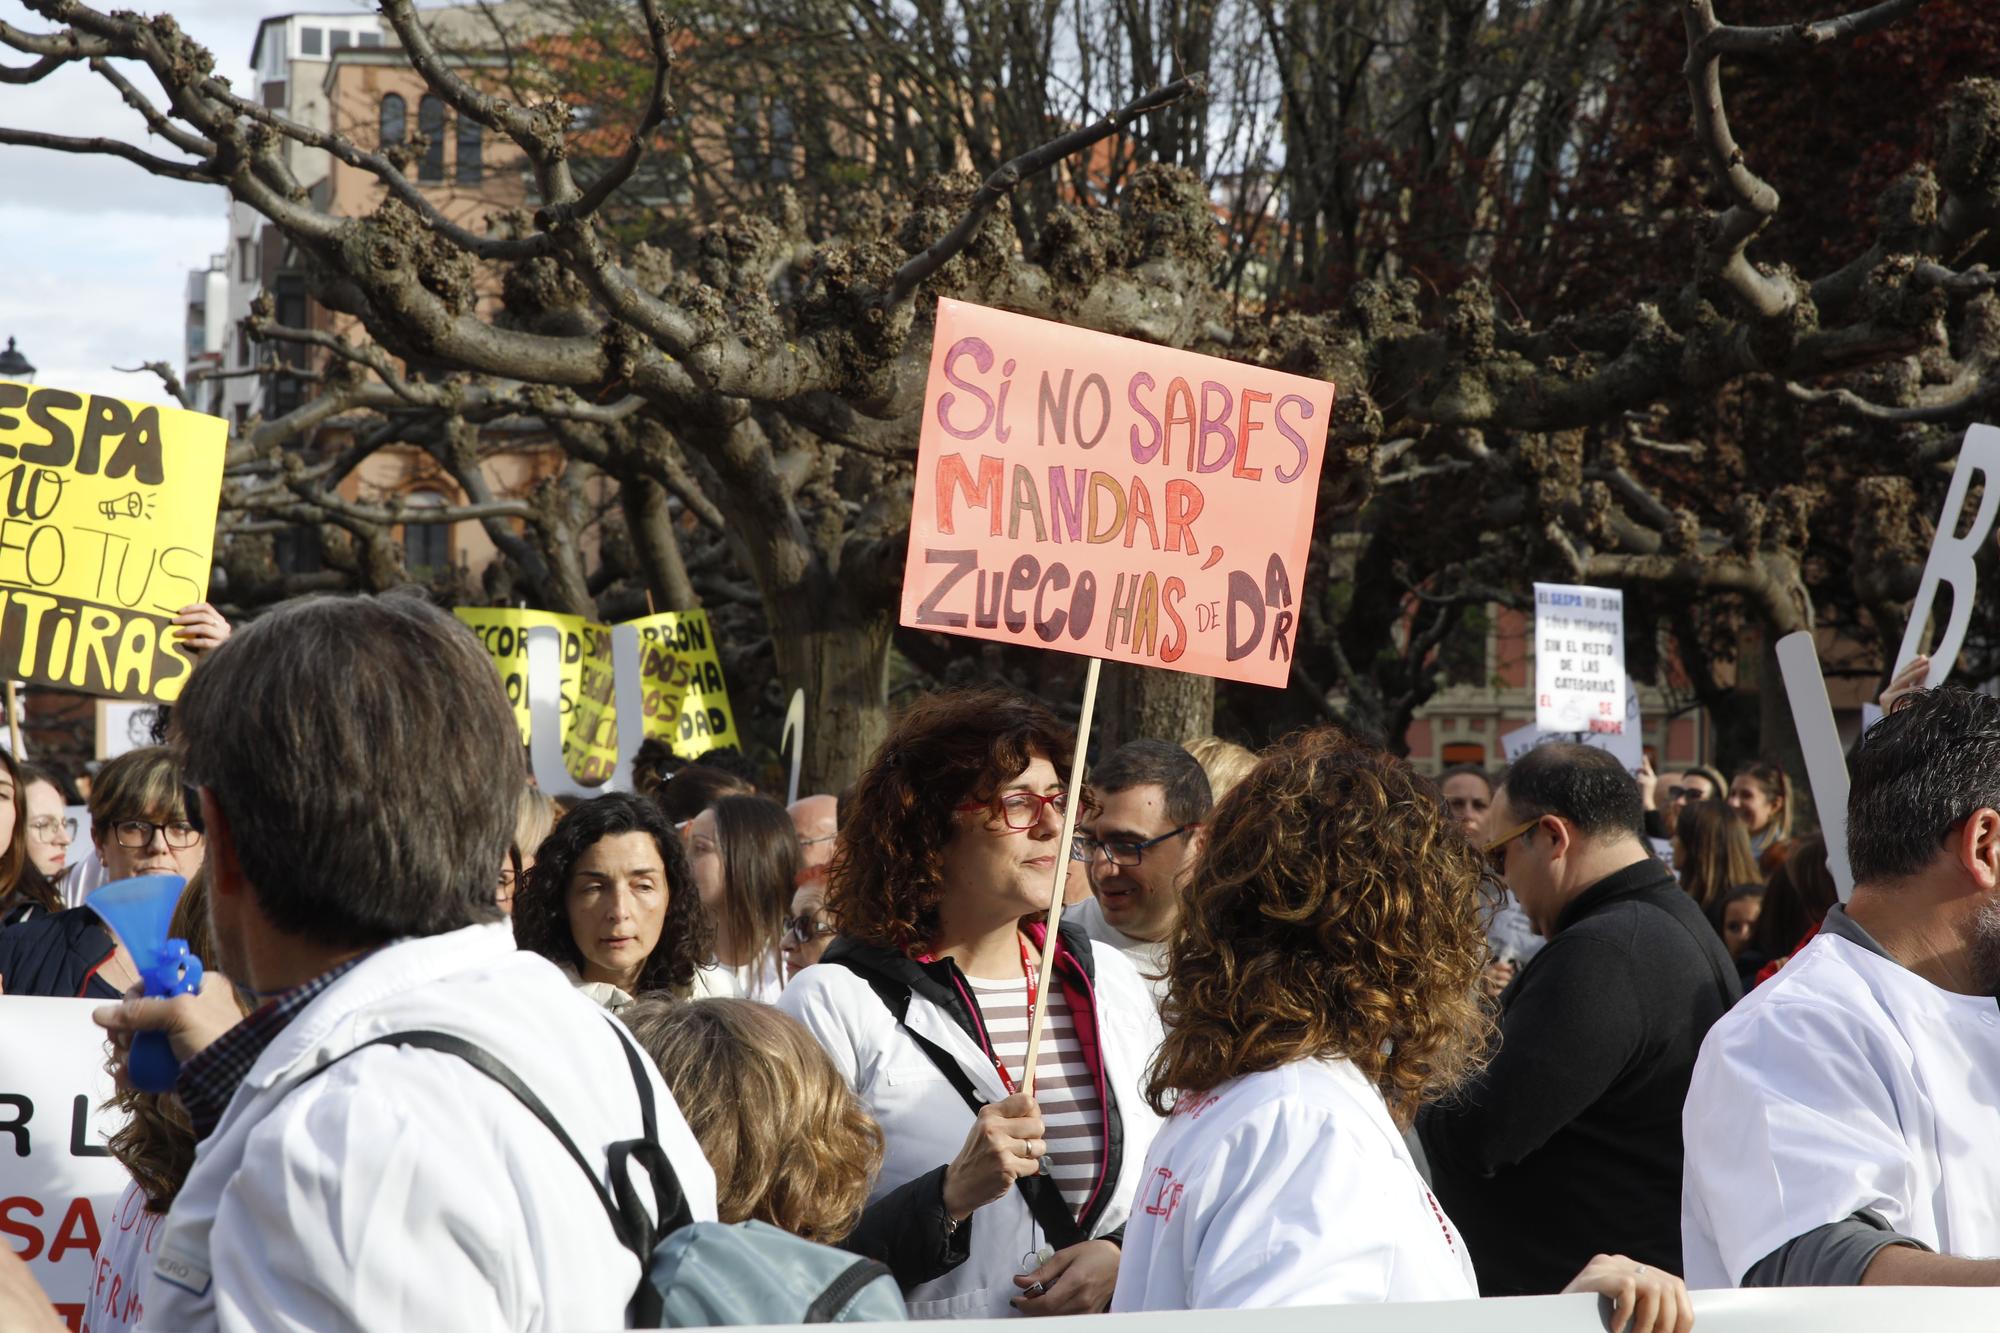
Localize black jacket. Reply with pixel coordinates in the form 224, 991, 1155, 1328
1419, 856, 1739, 1295
822, 917, 1127, 1291
0, 905, 122, 999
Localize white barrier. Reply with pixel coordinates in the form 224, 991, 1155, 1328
0, 998, 131, 1329
689, 1287, 1996, 1331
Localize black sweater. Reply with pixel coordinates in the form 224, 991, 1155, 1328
1419, 856, 1739, 1295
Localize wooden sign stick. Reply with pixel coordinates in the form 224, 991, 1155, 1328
6, 682, 21, 760
1020, 656, 1101, 1099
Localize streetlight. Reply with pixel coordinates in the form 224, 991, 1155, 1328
0, 337, 33, 382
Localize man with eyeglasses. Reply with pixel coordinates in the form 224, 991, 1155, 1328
784, 793, 841, 978
1072, 740, 1212, 1004
1419, 741, 1738, 1299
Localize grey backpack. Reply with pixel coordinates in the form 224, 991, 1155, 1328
323, 1023, 904, 1326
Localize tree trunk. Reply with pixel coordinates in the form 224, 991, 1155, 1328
620, 477, 699, 612
1099, 662, 1215, 755
769, 605, 895, 795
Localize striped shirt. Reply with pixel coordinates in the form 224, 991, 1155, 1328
965, 972, 1105, 1220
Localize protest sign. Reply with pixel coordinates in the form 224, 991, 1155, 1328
454, 609, 620, 782
0, 383, 226, 703
901, 299, 1333, 688
1533, 582, 1627, 739
1893, 423, 2000, 686
458, 606, 740, 784
625, 609, 740, 758
0, 997, 132, 1330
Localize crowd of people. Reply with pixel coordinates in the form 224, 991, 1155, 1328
0, 594, 1995, 1333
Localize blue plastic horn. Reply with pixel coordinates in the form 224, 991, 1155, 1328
89, 874, 201, 1094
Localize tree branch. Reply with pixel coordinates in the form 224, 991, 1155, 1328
0, 126, 216, 182
888, 73, 1207, 304
1700, 0, 1930, 55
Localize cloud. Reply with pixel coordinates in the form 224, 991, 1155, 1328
0, 0, 369, 401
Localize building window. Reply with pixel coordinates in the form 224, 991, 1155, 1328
403, 491, 452, 573
455, 118, 482, 185
730, 93, 761, 180
358, 31, 383, 48
299, 26, 323, 56
236, 327, 251, 367
379, 93, 406, 148
236, 236, 252, 280
330, 30, 352, 52
1440, 742, 1487, 767
418, 96, 446, 183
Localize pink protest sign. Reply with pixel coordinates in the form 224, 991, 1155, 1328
901, 299, 1333, 687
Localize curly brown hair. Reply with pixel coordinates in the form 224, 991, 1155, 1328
1148, 728, 1494, 1128
826, 687, 1087, 957
512, 792, 711, 995
622, 996, 884, 1242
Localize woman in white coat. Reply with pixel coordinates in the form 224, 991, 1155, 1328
778, 687, 1163, 1319
513, 792, 713, 1008
1111, 730, 1694, 1333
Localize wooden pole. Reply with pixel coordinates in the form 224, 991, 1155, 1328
5, 681, 21, 761
1021, 656, 1101, 1098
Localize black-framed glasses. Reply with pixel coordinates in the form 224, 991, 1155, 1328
1071, 825, 1196, 867
955, 790, 1070, 831
26, 815, 75, 844
112, 819, 202, 850
783, 914, 837, 945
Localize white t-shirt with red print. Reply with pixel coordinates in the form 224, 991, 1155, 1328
1111, 1056, 1478, 1311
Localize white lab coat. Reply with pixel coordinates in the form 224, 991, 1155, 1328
143, 921, 718, 1332
1070, 897, 1169, 1004
1681, 930, 2000, 1288
1111, 1057, 1477, 1312
777, 940, 1163, 1319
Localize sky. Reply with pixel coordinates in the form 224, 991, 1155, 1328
0, 0, 358, 404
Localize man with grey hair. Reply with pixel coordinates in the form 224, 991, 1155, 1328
1682, 685, 2000, 1288
83, 594, 717, 1330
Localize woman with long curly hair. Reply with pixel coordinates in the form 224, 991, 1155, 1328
1111, 730, 1691, 1330
512, 792, 711, 1010
776, 686, 1163, 1318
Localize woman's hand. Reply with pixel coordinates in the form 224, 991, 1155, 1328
172, 602, 232, 656
1879, 654, 1930, 717
1635, 755, 1659, 812
1562, 1254, 1693, 1333
940, 1092, 1045, 1221
1479, 959, 1516, 1001
1012, 1238, 1120, 1315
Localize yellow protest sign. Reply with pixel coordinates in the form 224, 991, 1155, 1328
626, 609, 740, 758
0, 382, 226, 702
453, 608, 621, 781
456, 606, 739, 775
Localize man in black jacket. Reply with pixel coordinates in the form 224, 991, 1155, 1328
1419, 742, 1739, 1296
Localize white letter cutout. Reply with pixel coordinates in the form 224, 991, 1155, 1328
1894, 423, 2000, 685
525, 623, 646, 797
1774, 632, 1856, 902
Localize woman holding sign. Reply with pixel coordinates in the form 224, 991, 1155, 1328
1110, 731, 1692, 1330
777, 688, 1163, 1317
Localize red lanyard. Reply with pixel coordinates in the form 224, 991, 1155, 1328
992, 934, 1039, 1095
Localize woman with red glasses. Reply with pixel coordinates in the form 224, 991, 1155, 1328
777, 686, 1163, 1318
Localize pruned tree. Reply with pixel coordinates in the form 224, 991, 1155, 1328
3, 0, 1996, 787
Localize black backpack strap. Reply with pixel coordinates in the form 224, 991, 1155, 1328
832, 960, 1088, 1251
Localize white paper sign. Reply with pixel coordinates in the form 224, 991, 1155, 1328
0, 997, 132, 1328
1501, 705, 1643, 774
1534, 582, 1627, 739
